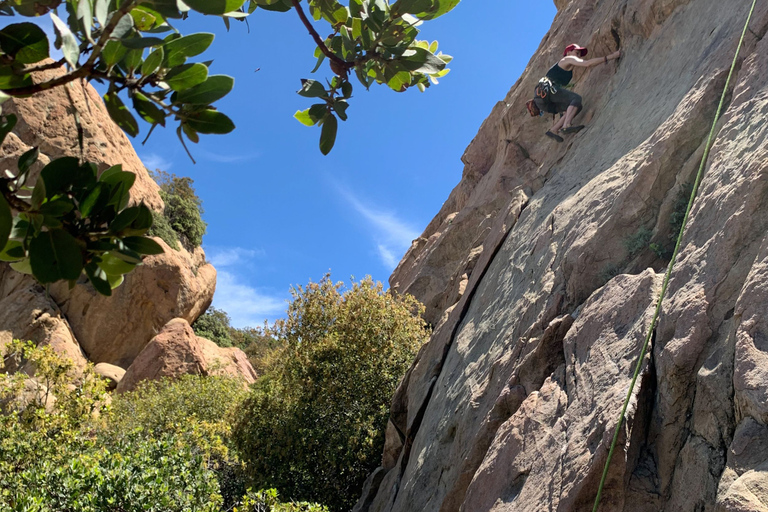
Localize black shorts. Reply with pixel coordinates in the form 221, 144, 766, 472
534, 88, 582, 114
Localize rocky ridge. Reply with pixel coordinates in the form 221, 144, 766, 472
0, 68, 255, 387
359, 0, 768, 511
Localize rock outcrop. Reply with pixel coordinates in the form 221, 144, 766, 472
362, 0, 768, 511
116, 318, 258, 393
0, 66, 216, 373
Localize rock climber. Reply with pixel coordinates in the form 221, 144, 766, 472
530, 43, 621, 142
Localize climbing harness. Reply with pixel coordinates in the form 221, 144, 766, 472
535, 77, 558, 99
591, 1, 758, 510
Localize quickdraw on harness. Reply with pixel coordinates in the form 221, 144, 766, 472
536, 77, 557, 98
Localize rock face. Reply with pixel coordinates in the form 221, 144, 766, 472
116, 319, 258, 393
363, 0, 768, 511
0, 265, 87, 372
0, 66, 216, 372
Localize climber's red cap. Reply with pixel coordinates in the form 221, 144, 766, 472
564, 44, 588, 57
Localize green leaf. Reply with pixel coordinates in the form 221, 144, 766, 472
97, 252, 137, 275
29, 229, 84, 283
10, 258, 33, 275
0, 23, 50, 64
399, 47, 445, 74
341, 81, 353, 98
38, 199, 74, 216
78, 183, 106, 218
40, 157, 97, 198
0, 241, 24, 262
0, 114, 16, 146
131, 203, 154, 230
17, 146, 38, 175
110, 10, 136, 39
0, 194, 11, 254
141, 47, 164, 76
163, 33, 215, 67
294, 108, 316, 127
110, 247, 143, 264
50, 13, 79, 68
298, 79, 327, 98
184, 0, 246, 14
165, 63, 208, 91
102, 40, 128, 67
0, 66, 32, 89
175, 75, 234, 105
132, 92, 167, 126
121, 36, 165, 49
131, 6, 158, 31
30, 178, 45, 209
110, 205, 141, 233
333, 99, 348, 120
122, 236, 164, 255
123, 48, 144, 72
84, 262, 112, 295
77, 0, 95, 43
95, 0, 109, 26
319, 113, 337, 155
105, 91, 140, 137
184, 109, 235, 134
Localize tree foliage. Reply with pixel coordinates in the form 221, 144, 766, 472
193, 306, 283, 374
0, 339, 325, 511
0, 0, 458, 291
232, 275, 429, 511
149, 169, 206, 249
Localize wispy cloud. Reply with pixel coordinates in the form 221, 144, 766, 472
333, 183, 420, 271
141, 153, 174, 171
212, 271, 285, 327
206, 246, 265, 267
196, 149, 261, 164
205, 246, 284, 327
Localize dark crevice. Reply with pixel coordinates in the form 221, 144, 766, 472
391, 196, 531, 504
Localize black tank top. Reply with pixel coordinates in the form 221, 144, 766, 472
546, 62, 573, 86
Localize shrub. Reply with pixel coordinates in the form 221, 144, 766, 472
193, 307, 236, 347
193, 307, 283, 373
233, 275, 429, 511
149, 169, 207, 250
147, 207, 181, 250
624, 226, 652, 257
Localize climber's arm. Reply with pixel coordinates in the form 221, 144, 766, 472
561, 50, 621, 69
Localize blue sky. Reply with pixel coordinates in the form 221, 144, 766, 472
139, 1, 558, 327
23, 1, 558, 327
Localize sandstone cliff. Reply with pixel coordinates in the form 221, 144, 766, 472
0, 69, 255, 386
360, 0, 768, 511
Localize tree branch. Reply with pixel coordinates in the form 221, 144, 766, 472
290, 0, 352, 71
1, 0, 138, 97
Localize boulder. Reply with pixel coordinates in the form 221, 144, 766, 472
49, 239, 216, 369
116, 318, 257, 393
0, 66, 217, 370
93, 363, 126, 391
0, 264, 87, 373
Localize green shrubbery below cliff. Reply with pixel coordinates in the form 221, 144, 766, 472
0, 276, 428, 512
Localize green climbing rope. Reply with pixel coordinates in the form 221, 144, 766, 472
591, 1, 758, 510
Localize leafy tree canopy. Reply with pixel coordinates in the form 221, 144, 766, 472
233, 275, 430, 511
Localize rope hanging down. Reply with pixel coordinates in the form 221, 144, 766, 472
591, 1, 759, 510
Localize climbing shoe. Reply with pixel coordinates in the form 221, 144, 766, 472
545, 131, 564, 142
562, 125, 585, 134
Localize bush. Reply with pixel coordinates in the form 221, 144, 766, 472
148, 169, 207, 250
0, 342, 222, 511
233, 275, 429, 511
193, 307, 283, 373
193, 307, 235, 347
